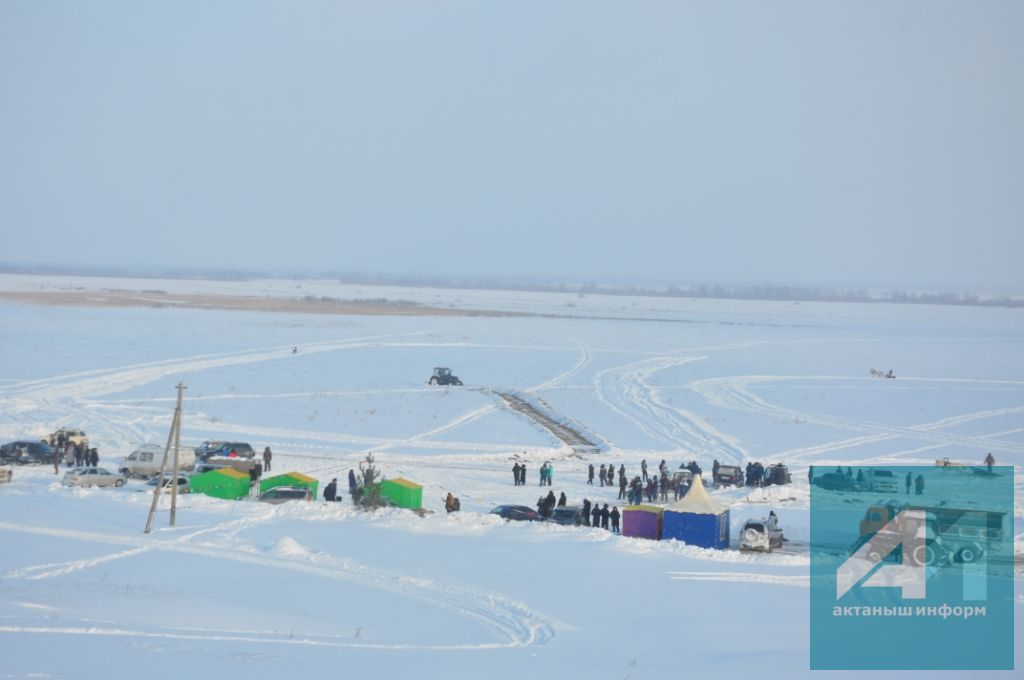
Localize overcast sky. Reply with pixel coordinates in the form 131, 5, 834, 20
1, 2, 1021, 289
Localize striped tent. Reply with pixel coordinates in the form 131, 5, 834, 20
662, 475, 730, 549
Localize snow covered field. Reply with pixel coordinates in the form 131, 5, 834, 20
0, 275, 1020, 678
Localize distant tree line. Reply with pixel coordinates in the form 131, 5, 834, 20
0, 262, 1020, 309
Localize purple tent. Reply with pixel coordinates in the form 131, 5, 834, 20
622, 505, 663, 540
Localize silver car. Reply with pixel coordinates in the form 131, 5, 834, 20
739, 518, 784, 552
258, 486, 312, 504
63, 467, 126, 488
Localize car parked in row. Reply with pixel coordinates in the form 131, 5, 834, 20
258, 486, 312, 504
195, 441, 255, 460
62, 467, 126, 488
543, 505, 585, 526
145, 474, 191, 493
489, 505, 539, 522
1, 440, 56, 465
45, 428, 89, 447
121, 443, 197, 478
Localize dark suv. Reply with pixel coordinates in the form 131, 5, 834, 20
195, 441, 255, 460
545, 506, 585, 526
0, 440, 57, 464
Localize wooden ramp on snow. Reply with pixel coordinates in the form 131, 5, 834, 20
494, 392, 601, 454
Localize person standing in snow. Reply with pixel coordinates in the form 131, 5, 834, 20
348, 469, 358, 495
587, 464, 594, 485
591, 503, 601, 527
539, 463, 546, 486
582, 498, 591, 526
323, 478, 338, 501
519, 463, 527, 486
641, 459, 648, 482
599, 464, 607, 487
905, 471, 912, 494
610, 506, 620, 533
618, 473, 627, 500
263, 447, 272, 472
600, 504, 610, 530
513, 463, 521, 486
89, 448, 99, 468
914, 474, 925, 495
546, 463, 554, 486
52, 448, 61, 475
983, 453, 995, 472
558, 491, 567, 507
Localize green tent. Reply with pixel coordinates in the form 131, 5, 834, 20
259, 472, 319, 499
380, 477, 422, 509
189, 467, 251, 500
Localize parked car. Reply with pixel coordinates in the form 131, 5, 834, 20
489, 505, 539, 522
739, 518, 784, 552
195, 441, 255, 460
545, 506, 585, 526
1, 440, 56, 465
713, 464, 744, 488
258, 486, 313, 504
194, 458, 257, 475
63, 467, 126, 488
863, 468, 899, 494
812, 472, 862, 492
120, 443, 196, 478
45, 428, 89, 447
145, 474, 191, 493
763, 463, 792, 486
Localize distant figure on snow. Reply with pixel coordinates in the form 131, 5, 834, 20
610, 506, 620, 533
324, 478, 338, 502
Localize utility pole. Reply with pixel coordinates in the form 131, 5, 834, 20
169, 383, 185, 526
145, 383, 186, 534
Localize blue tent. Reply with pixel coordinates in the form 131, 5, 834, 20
662, 475, 730, 549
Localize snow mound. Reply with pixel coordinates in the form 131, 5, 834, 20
271, 536, 312, 558
743, 484, 809, 506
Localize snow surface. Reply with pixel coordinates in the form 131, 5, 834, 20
0, 275, 1021, 678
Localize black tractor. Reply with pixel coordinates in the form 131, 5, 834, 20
428, 367, 463, 386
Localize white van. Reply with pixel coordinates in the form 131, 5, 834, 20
120, 444, 196, 478
864, 468, 899, 494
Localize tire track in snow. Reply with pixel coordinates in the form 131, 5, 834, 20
667, 571, 809, 587
0, 521, 556, 650
691, 375, 1024, 458
594, 355, 748, 462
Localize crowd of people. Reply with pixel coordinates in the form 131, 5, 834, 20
52, 439, 100, 474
